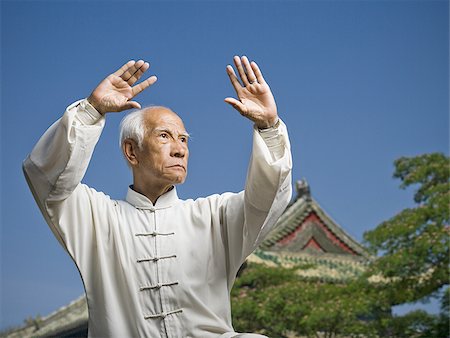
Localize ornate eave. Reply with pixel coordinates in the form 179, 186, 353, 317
1, 296, 87, 338
248, 249, 368, 283
260, 179, 370, 262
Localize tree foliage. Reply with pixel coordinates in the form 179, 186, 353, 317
373, 288, 449, 338
231, 263, 379, 338
231, 263, 449, 337
363, 153, 449, 305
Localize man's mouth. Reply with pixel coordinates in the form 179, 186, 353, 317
168, 164, 186, 171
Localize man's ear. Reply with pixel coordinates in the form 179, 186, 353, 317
122, 139, 140, 167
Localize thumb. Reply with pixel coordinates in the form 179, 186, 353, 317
224, 97, 247, 115
122, 101, 141, 111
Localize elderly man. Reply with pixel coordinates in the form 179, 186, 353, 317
23, 56, 292, 338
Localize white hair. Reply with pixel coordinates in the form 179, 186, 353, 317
119, 106, 168, 150
119, 110, 145, 150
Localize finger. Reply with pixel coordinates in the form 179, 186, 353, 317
226, 65, 243, 95
127, 62, 150, 86
242, 56, 257, 84
234, 55, 250, 86
250, 61, 266, 84
122, 60, 145, 82
131, 75, 158, 97
224, 97, 247, 114
122, 101, 141, 111
113, 60, 136, 77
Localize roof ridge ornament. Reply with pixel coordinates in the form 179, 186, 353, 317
296, 178, 311, 200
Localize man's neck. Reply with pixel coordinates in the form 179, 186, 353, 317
132, 181, 173, 205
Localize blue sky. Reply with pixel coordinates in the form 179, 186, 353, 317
1, 0, 448, 330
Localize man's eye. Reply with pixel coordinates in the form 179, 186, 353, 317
180, 137, 187, 143
160, 133, 168, 138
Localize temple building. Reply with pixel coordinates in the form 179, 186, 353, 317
1, 180, 370, 338
249, 179, 369, 283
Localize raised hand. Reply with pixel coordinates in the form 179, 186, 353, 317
87, 60, 157, 115
224, 56, 278, 129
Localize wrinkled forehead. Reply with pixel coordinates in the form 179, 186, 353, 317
143, 107, 188, 135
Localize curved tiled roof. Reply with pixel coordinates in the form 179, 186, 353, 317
248, 249, 368, 283
1, 296, 87, 338
260, 180, 370, 261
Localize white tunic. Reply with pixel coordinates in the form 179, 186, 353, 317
23, 99, 292, 338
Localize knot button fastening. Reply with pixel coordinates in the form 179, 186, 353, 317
143, 308, 183, 320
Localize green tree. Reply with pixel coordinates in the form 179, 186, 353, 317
372, 288, 449, 338
363, 153, 449, 305
231, 263, 380, 338
433, 287, 450, 338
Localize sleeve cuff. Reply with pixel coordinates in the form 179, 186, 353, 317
76, 99, 103, 125
256, 118, 287, 162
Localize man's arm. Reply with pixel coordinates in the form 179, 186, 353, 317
23, 60, 156, 256
221, 56, 293, 279
224, 54, 291, 213
24, 60, 156, 202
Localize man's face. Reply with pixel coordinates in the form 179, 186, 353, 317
135, 108, 189, 188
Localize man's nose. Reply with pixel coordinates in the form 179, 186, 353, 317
171, 141, 187, 158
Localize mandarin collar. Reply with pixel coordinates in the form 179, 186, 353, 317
126, 186, 179, 210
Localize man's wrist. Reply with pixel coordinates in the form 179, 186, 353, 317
87, 95, 105, 115
76, 99, 104, 125
257, 117, 280, 131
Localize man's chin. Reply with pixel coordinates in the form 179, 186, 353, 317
172, 175, 187, 185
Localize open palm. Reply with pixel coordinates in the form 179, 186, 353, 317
225, 56, 278, 129
88, 60, 157, 115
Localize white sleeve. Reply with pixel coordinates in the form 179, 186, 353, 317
23, 99, 104, 204
220, 119, 292, 284
22, 99, 110, 267
258, 123, 286, 162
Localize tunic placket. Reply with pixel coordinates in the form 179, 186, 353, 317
135, 207, 162, 331
158, 208, 184, 338
135, 205, 182, 337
